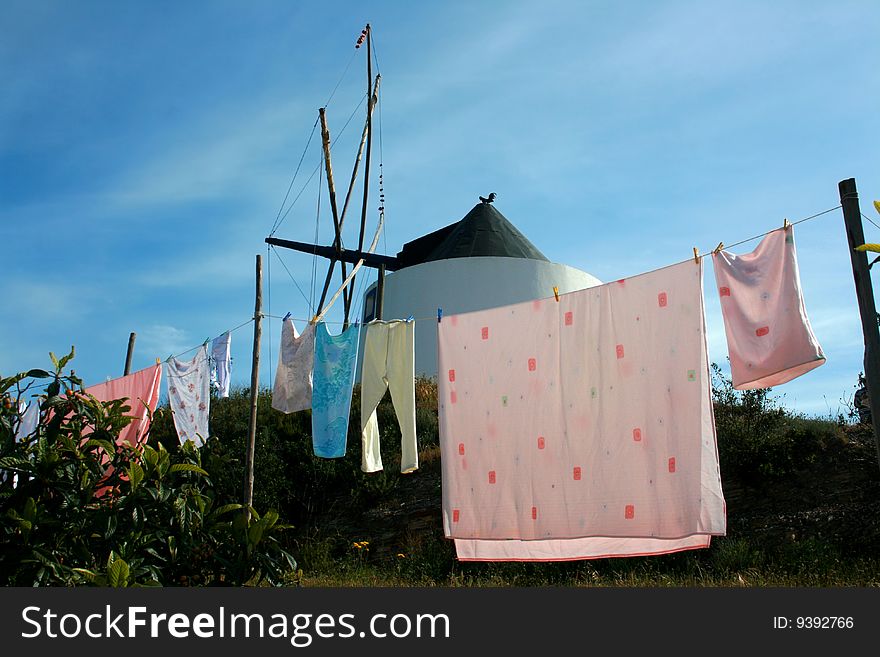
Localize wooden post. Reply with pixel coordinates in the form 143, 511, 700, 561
124, 332, 136, 375
244, 254, 263, 512
376, 264, 385, 320
839, 177, 880, 472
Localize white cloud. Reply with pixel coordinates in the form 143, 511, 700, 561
136, 324, 193, 360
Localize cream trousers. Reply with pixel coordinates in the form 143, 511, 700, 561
360, 320, 418, 473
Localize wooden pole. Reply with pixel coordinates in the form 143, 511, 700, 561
318, 107, 351, 325
124, 332, 136, 375
376, 264, 385, 321
244, 254, 263, 511
839, 177, 880, 473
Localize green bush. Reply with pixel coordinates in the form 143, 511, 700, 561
146, 376, 441, 532
711, 364, 844, 481
0, 350, 295, 586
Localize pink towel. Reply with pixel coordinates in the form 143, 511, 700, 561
712, 226, 825, 390
84, 364, 162, 448
438, 260, 725, 560
454, 535, 711, 561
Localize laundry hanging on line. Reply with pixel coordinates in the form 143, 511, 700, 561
166, 346, 210, 448
360, 319, 419, 474
272, 318, 315, 414
210, 331, 232, 398
311, 321, 360, 458
84, 363, 163, 448
438, 259, 726, 561
712, 225, 825, 390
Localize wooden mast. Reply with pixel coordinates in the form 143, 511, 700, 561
349, 23, 374, 318
317, 107, 351, 323
268, 24, 389, 324
339, 74, 381, 229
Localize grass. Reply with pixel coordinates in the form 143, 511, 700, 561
289, 533, 880, 587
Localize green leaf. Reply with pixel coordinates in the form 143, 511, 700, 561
127, 461, 144, 490
212, 503, 244, 516
83, 438, 115, 454
25, 369, 51, 379
143, 447, 158, 468
168, 463, 209, 477
0, 456, 34, 472
22, 497, 37, 522
104, 515, 118, 539
107, 555, 130, 588
248, 523, 264, 547
57, 346, 76, 371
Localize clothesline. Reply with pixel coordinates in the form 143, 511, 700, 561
167, 317, 255, 361
269, 204, 847, 327
692, 204, 842, 261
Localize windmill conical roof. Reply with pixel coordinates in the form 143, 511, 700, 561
396, 202, 548, 268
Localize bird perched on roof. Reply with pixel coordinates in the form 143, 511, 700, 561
479, 192, 496, 204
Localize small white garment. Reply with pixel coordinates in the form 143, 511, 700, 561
272, 318, 315, 414
360, 319, 418, 474
15, 400, 40, 441
210, 331, 232, 398
166, 345, 211, 447
712, 226, 825, 390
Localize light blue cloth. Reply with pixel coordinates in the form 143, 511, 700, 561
311, 321, 361, 458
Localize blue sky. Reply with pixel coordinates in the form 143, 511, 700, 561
2, 0, 878, 417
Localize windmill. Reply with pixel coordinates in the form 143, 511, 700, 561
266, 25, 603, 377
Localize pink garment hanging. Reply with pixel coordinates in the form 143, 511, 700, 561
84, 363, 162, 448
712, 226, 825, 390
437, 260, 725, 561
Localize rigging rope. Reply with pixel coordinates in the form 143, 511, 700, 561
270, 117, 319, 236
269, 245, 313, 310
270, 92, 369, 237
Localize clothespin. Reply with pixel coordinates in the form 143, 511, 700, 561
406, 314, 414, 322
713, 242, 724, 255
553, 286, 560, 302
156, 358, 160, 365
282, 311, 291, 321
783, 218, 791, 229
437, 308, 443, 323
693, 247, 700, 264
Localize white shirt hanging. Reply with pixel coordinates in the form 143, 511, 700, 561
166, 345, 211, 447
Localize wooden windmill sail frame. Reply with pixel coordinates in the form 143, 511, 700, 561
265, 24, 394, 327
